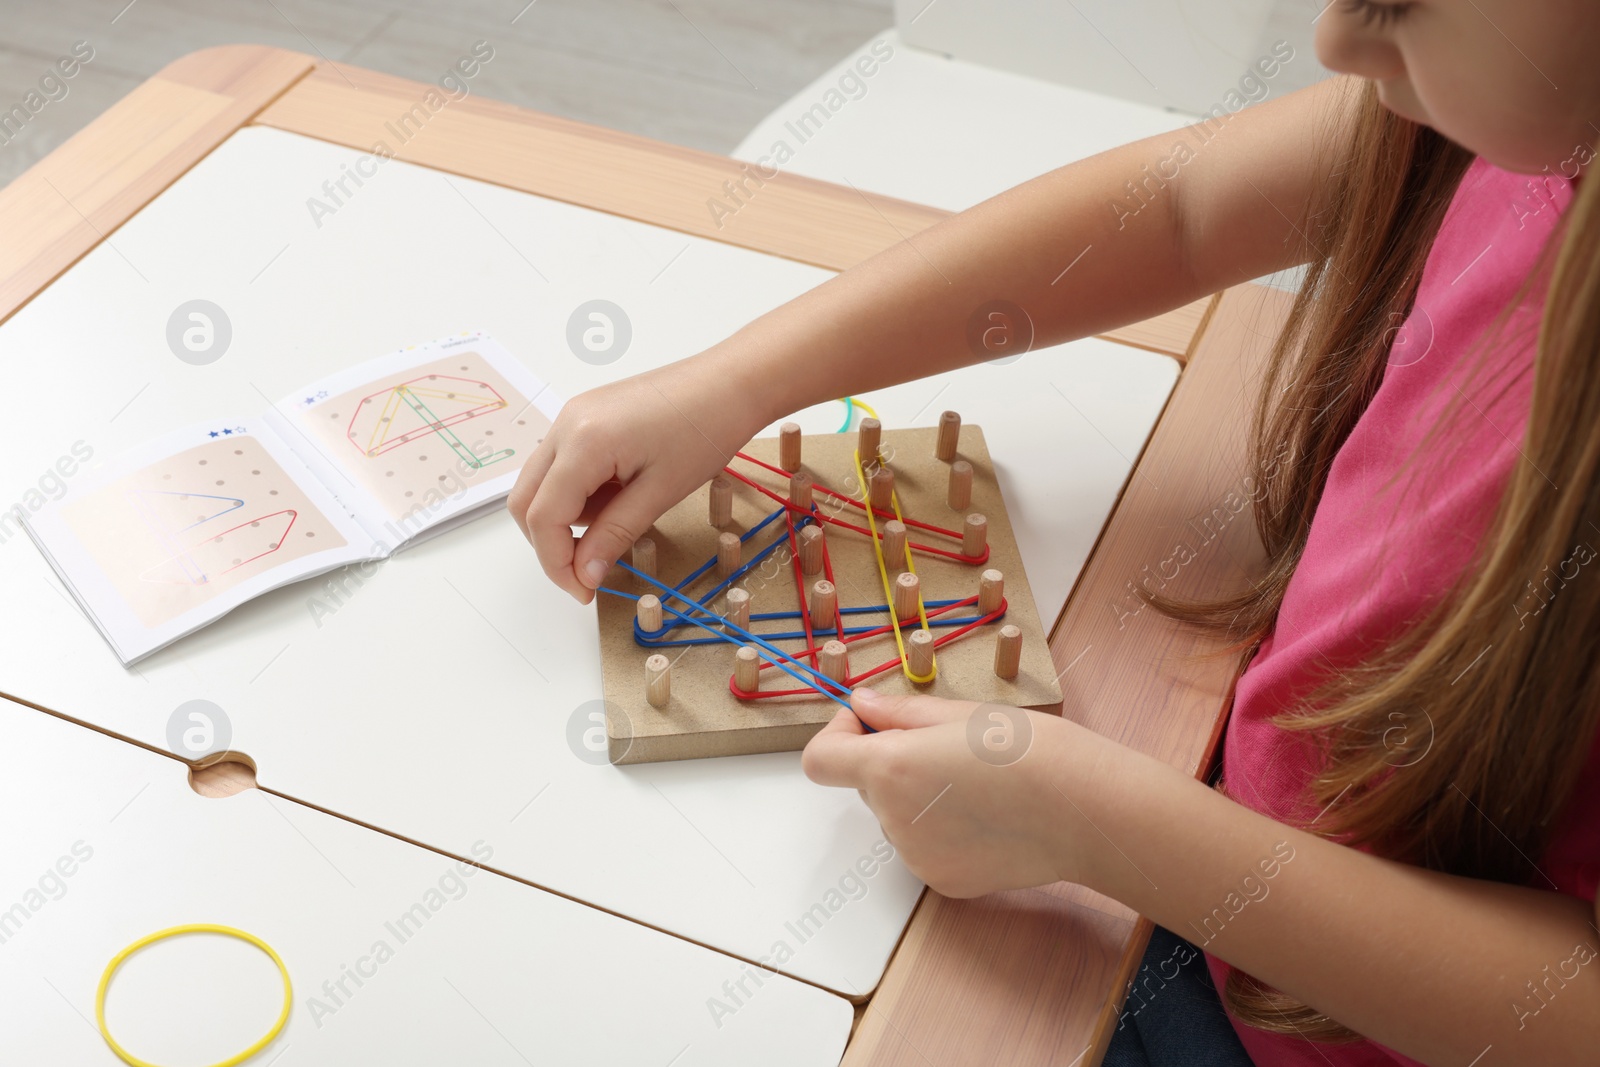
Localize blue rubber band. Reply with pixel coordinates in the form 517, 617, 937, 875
607, 561, 852, 705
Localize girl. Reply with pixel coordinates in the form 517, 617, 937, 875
509, 1, 1600, 1062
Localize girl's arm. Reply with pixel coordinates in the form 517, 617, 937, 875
713, 72, 1357, 420
511, 77, 1361, 602
804, 693, 1600, 1066
1083, 726, 1600, 1066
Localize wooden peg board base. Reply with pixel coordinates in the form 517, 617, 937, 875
597, 425, 1063, 763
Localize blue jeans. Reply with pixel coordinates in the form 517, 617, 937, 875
1102, 925, 1256, 1067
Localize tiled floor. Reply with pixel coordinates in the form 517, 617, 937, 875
0, 0, 892, 184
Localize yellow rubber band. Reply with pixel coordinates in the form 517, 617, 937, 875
96, 924, 292, 1067
853, 447, 937, 684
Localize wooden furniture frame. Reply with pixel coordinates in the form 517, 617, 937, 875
0, 45, 1288, 1066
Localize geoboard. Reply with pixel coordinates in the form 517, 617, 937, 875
597, 418, 1064, 763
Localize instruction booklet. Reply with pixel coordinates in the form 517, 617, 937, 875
25, 332, 560, 665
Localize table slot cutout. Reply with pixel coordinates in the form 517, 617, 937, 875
187, 751, 258, 799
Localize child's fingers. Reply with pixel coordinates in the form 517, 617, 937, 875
572, 476, 684, 593
801, 706, 874, 788
523, 451, 609, 603
849, 686, 980, 732
506, 438, 557, 540
572, 479, 624, 526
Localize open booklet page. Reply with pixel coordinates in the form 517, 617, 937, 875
25, 420, 375, 664
26, 332, 561, 665
265, 331, 559, 549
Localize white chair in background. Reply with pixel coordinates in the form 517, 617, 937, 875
733, 1, 1325, 223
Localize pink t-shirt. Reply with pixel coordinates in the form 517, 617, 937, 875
1204, 158, 1600, 1065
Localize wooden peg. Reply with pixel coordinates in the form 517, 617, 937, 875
994, 624, 1022, 679
717, 531, 741, 577
819, 640, 850, 683
908, 628, 935, 678
979, 568, 1005, 614
810, 579, 838, 631
734, 645, 760, 693
725, 587, 750, 629
935, 410, 962, 461
631, 536, 657, 589
645, 653, 672, 707
636, 593, 663, 632
779, 421, 803, 472
868, 465, 895, 511
947, 460, 973, 511
893, 571, 921, 622
881, 520, 907, 570
799, 525, 824, 576
709, 475, 733, 527
963, 513, 988, 557
789, 471, 813, 511
857, 417, 882, 463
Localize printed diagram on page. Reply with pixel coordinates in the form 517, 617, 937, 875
61, 434, 347, 628
295, 350, 551, 523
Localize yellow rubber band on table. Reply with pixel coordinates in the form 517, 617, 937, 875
853, 447, 937, 684
96, 923, 292, 1067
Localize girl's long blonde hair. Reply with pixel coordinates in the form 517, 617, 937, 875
1158, 82, 1600, 1040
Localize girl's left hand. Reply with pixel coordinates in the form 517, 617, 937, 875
801, 686, 1106, 898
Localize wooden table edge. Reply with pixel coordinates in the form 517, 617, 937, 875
0, 44, 1282, 1062
0, 44, 1206, 357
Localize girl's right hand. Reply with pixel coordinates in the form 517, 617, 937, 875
508, 359, 770, 604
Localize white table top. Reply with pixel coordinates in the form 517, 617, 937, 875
0, 696, 851, 1065
0, 124, 1177, 995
